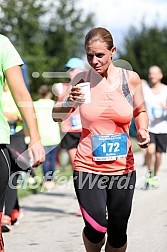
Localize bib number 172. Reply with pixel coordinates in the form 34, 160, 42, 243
101, 142, 120, 153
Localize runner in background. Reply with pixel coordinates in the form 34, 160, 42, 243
143, 66, 167, 189
34, 85, 61, 191
0, 33, 45, 252
1, 82, 25, 232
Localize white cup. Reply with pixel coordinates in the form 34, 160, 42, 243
76, 82, 91, 104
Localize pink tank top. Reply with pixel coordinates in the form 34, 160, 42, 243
74, 68, 134, 175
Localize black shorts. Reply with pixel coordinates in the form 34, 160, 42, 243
149, 132, 167, 153
73, 170, 136, 247
60, 132, 81, 150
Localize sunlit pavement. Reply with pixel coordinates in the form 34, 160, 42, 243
4, 152, 167, 252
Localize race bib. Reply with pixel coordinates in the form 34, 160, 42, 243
70, 114, 82, 130
151, 107, 165, 118
92, 133, 127, 161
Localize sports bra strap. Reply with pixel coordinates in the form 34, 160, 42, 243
122, 69, 133, 106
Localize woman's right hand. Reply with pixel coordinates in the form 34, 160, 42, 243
28, 138, 45, 168
68, 85, 85, 104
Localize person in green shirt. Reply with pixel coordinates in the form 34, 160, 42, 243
0, 34, 45, 251
34, 85, 61, 190
1, 82, 30, 232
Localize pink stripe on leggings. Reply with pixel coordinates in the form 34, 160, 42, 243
81, 206, 107, 233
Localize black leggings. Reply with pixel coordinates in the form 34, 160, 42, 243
4, 169, 19, 216
73, 170, 136, 248
0, 145, 10, 212
0, 145, 10, 251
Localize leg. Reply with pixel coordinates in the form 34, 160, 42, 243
43, 146, 57, 181
141, 148, 147, 166
143, 137, 156, 189
0, 146, 10, 250
2, 163, 19, 232
4, 168, 22, 226
3, 172, 21, 228
73, 171, 107, 252
47, 146, 57, 180
145, 143, 155, 172
43, 146, 57, 190
154, 152, 161, 176
105, 242, 127, 252
106, 171, 136, 252
4, 171, 18, 217
13, 197, 20, 211
83, 231, 105, 252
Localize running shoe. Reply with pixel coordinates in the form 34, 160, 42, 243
11, 209, 24, 225
142, 170, 153, 190
2, 215, 11, 232
150, 176, 159, 189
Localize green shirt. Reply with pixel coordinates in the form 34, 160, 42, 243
0, 34, 23, 144
2, 89, 23, 133
33, 99, 61, 146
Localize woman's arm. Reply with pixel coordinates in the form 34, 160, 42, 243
5, 65, 45, 167
52, 86, 77, 122
52, 83, 85, 122
129, 71, 150, 148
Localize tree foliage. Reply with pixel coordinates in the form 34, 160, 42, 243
45, 0, 93, 71
0, 0, 94, 94
118, 23, 167, 84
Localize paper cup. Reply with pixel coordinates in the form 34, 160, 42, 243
76, 82, 91, 104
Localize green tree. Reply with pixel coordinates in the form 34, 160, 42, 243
118, 23, 167, 84
0, 0, 94, 94
0, 0, 47, 91
43, 0, 94, 90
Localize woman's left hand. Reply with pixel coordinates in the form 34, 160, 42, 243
137, 128, 150, 148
